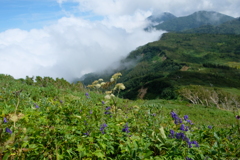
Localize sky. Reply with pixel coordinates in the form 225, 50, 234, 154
0, 0, 240, 82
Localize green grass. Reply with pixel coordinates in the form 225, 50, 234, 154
140, 99, 235, 127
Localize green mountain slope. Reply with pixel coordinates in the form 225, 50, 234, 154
82, 33, 240, 100
183, 17, 240, 34
153, 11, 234, 32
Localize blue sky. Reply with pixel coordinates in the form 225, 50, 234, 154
0, 0, 102, 32
0, 0, 240, 81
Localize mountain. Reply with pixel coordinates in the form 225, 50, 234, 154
82, 33, 240, 100
183, 17, 240, 35
147, 12, 177, 23
153, 11, 235, 32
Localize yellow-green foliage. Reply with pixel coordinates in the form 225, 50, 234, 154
178, 85, 240, 110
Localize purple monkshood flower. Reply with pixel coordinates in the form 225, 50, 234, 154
169, 130, 175, 138
122, 123, 130, 133
171, 111, 178, 119
100, 123, 107, 134
105, 106, 111, 110
208, 126, 213, 129
3, 117, 8, 123
184, 115, 189, 120
180, 124, 189, 131
83, 131, 90, 136
35, 104, 40, 108
85, 93, 89, 96
236, 115, 240, 120
171, 111, 183, 124
104, 111, 111, 115
176, 132, 185, 139
102, 101, 105, 105
6, 128, 12, 134
186, 119, 193, 125
191, 140, 199, 147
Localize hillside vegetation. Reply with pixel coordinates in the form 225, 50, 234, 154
83, 33, 240, 107
183, 18, 240, 35
0, 74, 239, 159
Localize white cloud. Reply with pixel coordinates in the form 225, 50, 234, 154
0, 11, 164, 81
59, 0, 240, 17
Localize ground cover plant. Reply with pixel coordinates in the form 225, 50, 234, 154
0, 73, 240, 159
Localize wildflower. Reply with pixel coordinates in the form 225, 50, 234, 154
102, 101, 105, 104
171, 111, 178, 119
169, 130, 175, 138
122, 123, 130, 133
104, 111, 111, 115
100, 82, 106, 86
186, 119, 193, 125
3, 117, 8, 123
180, 124, 188, 131
85, 93, 89, 96
83, 131, 90, 136
98, 79, 103, 82
114, 83, 125, 90
236, 115, 240, 120
105, 91, 112, 94
186, 157, 193, 160
6, 128, 12, 134
183, 136, 190, 143
105, 95, 111, 100
35, 104, 40, 108
191, 140, 199, 147
106, 106, 111, 110
112, 72, 122, 80
95, 84, 101, 88
184, 115, 189, 120
208, 126, 212, 129
89, 110, 93, 114
175, 132, 185, 140
110, 78, 114, 82
100, 124, 107, 134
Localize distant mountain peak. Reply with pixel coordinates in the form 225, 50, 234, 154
148, 12, 176, 23
152, 10, 235, 32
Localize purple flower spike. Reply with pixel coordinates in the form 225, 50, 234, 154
169, 130, 175, 138
100, 123, 107, 134
122, 123, 130, 133
186, 119, 193, 125
184, 115, 189, 120
105, 106, 111, 110
191, 140, 199, 147
3, 117, 8, 123
6, 128, 12, 134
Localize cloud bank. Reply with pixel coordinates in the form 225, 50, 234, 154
58, 0, 240, 18
0, 10, 164, 81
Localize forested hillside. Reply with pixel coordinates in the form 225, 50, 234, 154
83, 33, 240, 102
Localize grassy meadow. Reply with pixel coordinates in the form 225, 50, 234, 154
0, 73, 239, 160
